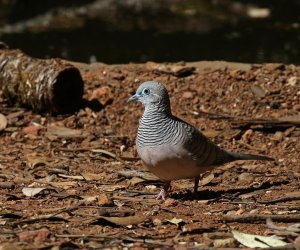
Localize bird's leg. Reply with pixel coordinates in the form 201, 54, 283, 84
194, 176, 200, 193
156, 181, 171, 200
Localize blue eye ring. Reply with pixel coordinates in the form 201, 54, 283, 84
142, 88, 150, 95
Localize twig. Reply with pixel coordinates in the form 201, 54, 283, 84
259, 195, 300, 204
55, 234, 173, 247
223, 214, 300, 223
8, 202, 83, 226
266, 218, 300, 235
56, 147, 116, 158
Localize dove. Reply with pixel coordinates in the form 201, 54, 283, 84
128, 81, 273, 200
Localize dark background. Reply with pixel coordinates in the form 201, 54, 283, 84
0, 0, 299, 64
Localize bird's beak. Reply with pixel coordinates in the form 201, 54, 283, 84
127, 93, 140, 103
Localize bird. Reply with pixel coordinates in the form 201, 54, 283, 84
128, 81, 274, 200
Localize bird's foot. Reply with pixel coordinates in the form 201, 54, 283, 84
156, 188, 168, 200
156, 181, 171, 200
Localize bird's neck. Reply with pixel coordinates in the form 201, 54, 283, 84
143, 103, 172, 117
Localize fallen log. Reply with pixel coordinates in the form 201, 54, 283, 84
0, 48, 84, 114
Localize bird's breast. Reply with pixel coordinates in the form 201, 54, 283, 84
137, 144, 212, 181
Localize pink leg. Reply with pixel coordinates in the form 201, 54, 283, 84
156, 181, 171, 200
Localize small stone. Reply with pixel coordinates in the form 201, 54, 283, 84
182, 91, 194, 99
153, 218, 162, 226
238, 172, 254, 184
273, 131, 284, 141
251, 85, 266, 98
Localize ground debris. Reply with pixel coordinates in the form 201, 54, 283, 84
0, 59, 299, 248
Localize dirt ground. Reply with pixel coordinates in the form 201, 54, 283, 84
0, 60, 300, 249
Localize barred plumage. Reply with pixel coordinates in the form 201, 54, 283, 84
128, 81, 274, 200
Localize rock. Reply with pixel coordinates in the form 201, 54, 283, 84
182, 91, 194, 99
251, 85, 266, 98
153, 218, 162, 226
273, 131, 284, 141
238, 173, 254, 184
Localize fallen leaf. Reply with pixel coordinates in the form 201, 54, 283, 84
81, 172, 106, 181
201, 173, 215, 186
46, 126, 88, 139
232, 230, 287, 248
0, 113, 7, 131
166, 217, 184, 228
96, 214, 147, 226
81, 193, 112, 206
117, 170, 159, 181
58, 174, 84, 180
213, 238, 236, 248
0, 243, 22, 250
22, 187, 55, 197
91, 149, 116, 158
25, 152, 48, 169
49, 181, 78, 189
22, 124, 43, 136
19, 228, 50, 243
100, 185, 126, 192
127, 176, 149, 185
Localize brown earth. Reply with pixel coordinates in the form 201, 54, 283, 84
0, 60, 299, 249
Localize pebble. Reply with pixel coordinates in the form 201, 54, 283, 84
238, 172, 254, 184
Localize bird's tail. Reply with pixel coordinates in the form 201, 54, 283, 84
227, 151, 274, 161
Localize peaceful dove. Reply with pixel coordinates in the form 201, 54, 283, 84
128, 81, 274, 200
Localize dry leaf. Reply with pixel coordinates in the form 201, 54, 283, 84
81, 172, 106, 181
166, 217, 184, 228
201, 173, 215, 186
25, 152, 48, 169
49, 181, 78, 189
232, 230, 287, 248
127, 176, 148, 185
22, 124, 43, 136
46, 126, 88, 139
22, 187, 55, 197
91, 149, 116, 158
19, 228, 50, 243
96, 214, 147, 226
0, 243, 22, 250
58, 174, 84, 180
100, 185, 126, 192
0, 113, 8, 131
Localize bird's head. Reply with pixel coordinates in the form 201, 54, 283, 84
128, 81, 170, 108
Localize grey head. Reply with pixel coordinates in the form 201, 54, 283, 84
128, 81, 170, 110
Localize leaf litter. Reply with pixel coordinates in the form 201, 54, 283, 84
0, 61, 299, 248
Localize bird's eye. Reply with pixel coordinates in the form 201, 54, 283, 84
142, 88, 150, 95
